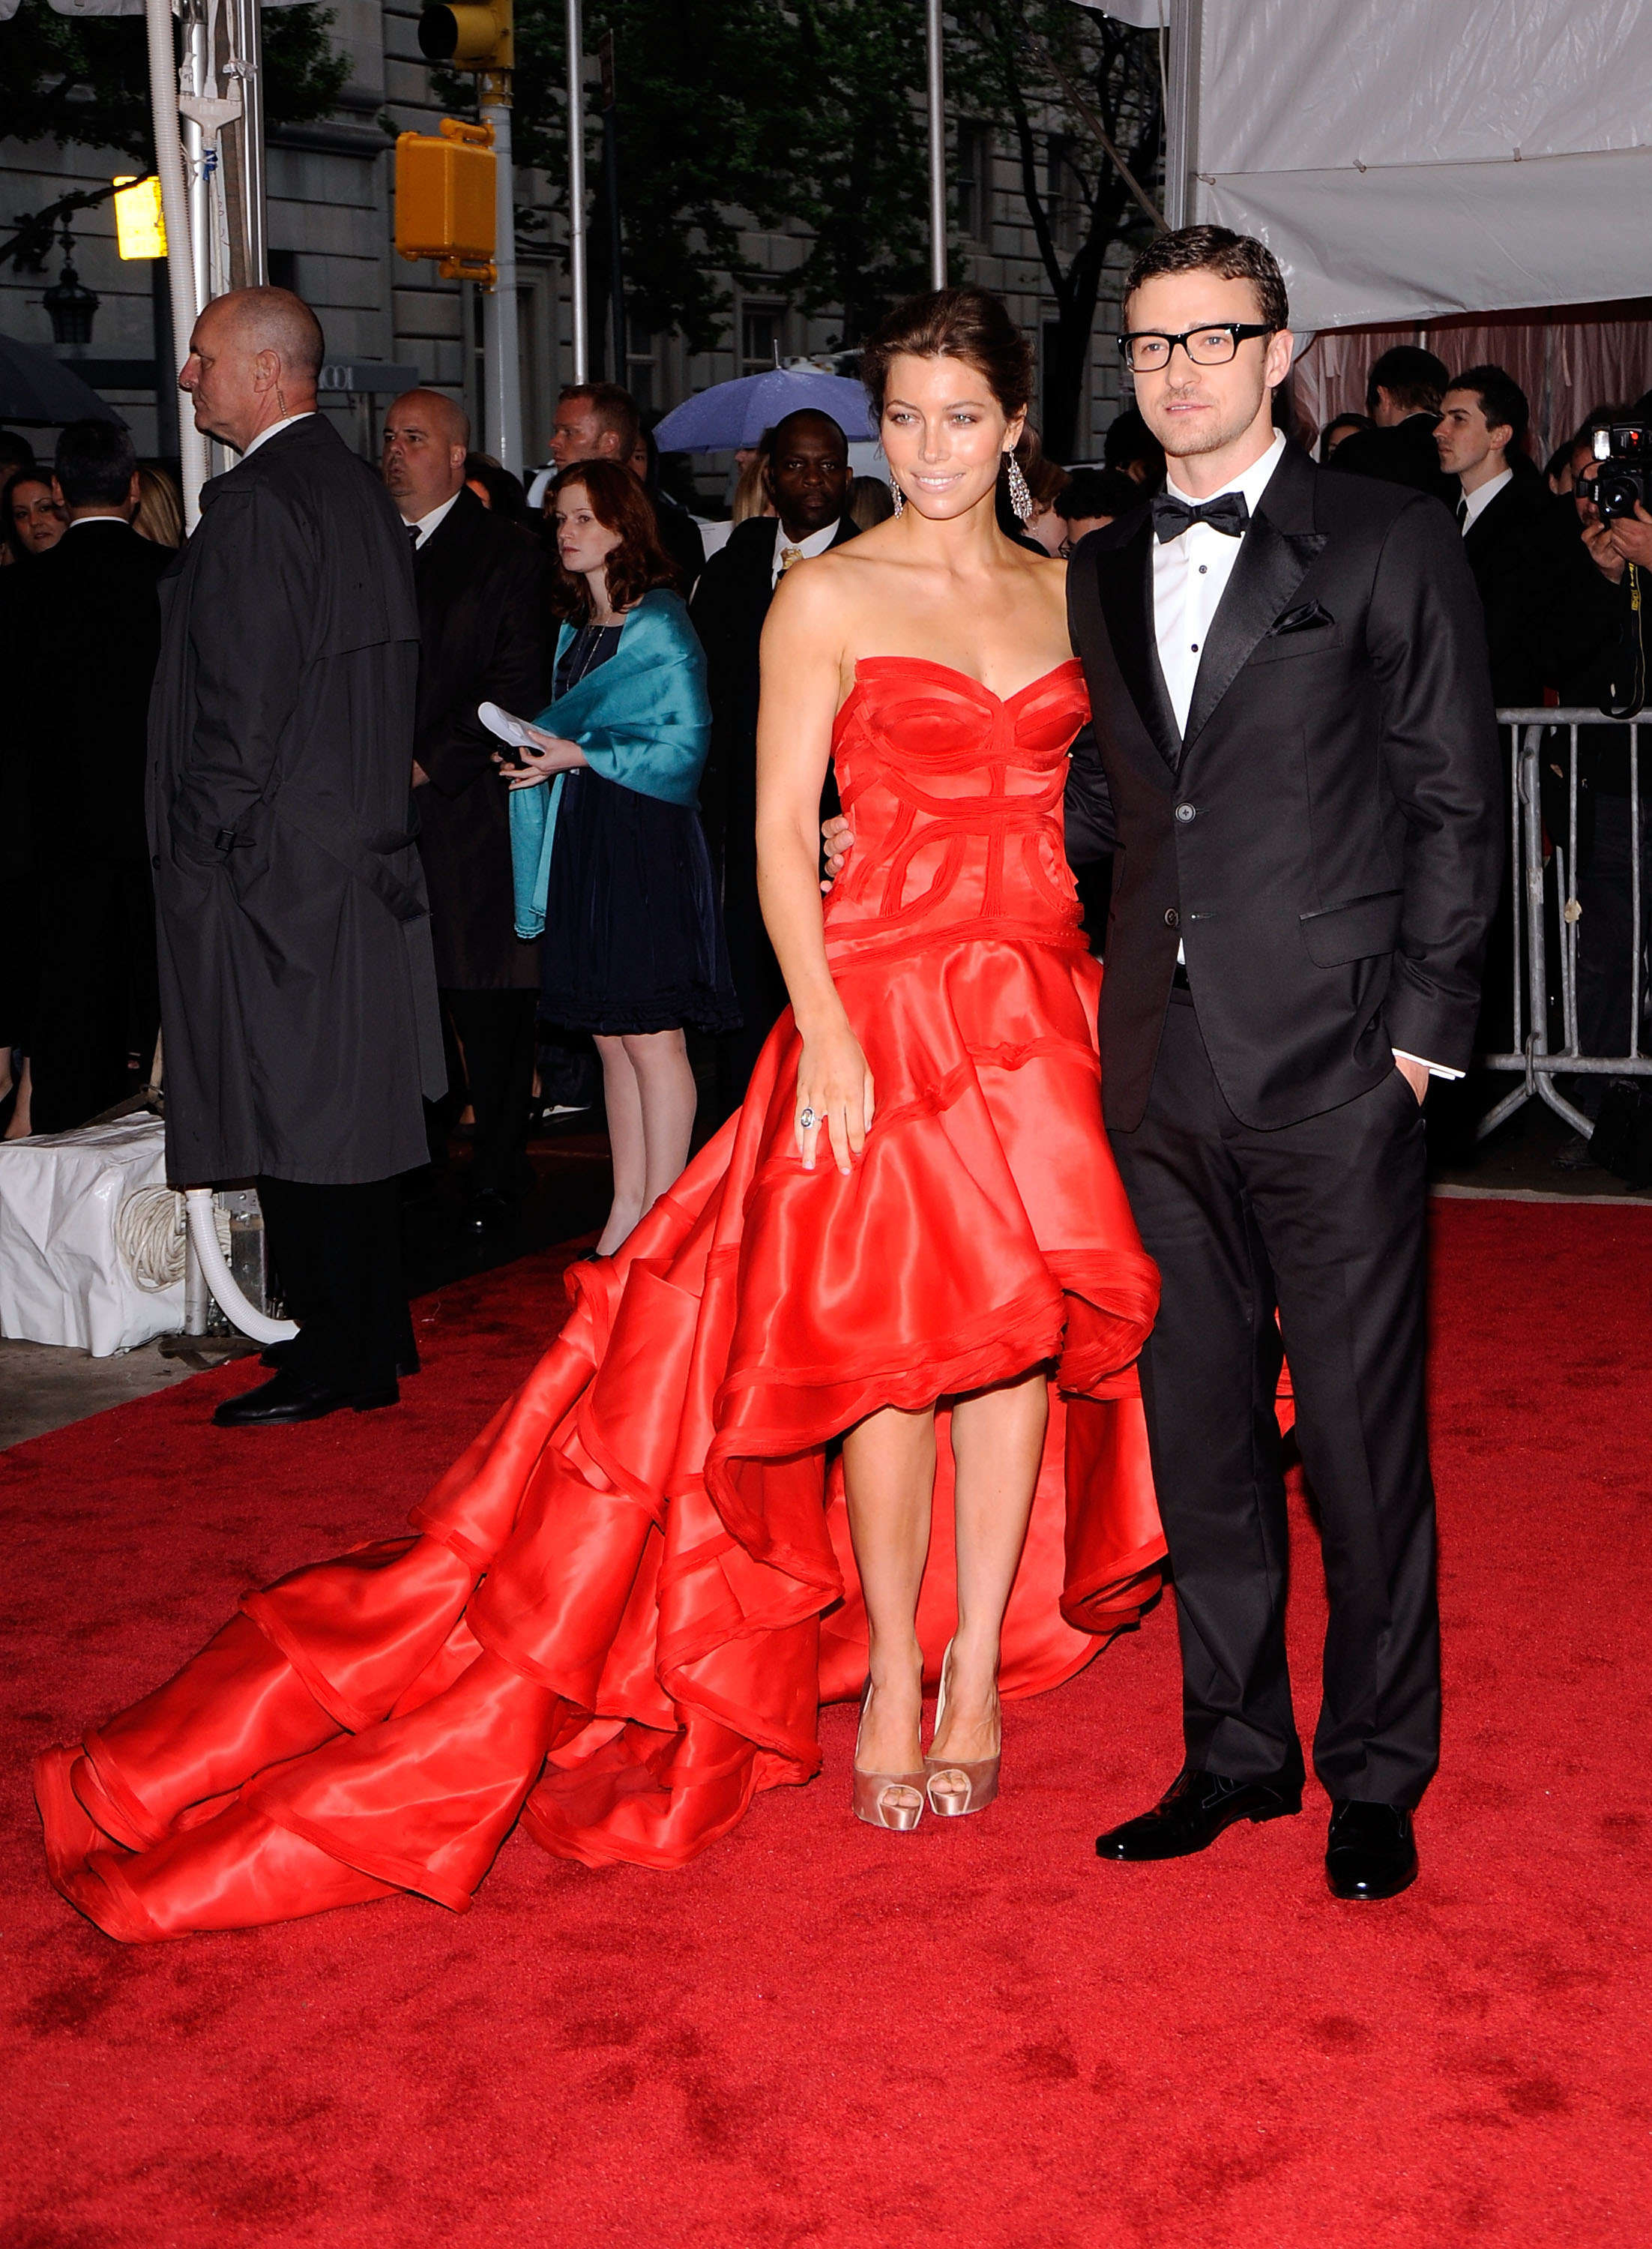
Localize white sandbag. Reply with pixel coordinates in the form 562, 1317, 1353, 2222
0, 1117, 184, 1355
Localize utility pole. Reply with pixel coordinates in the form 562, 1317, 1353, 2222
597, 31, 624, 387
926, 0, 946, 290
566, 0, 588, 382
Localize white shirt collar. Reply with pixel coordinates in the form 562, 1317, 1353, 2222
771, 517, 841, 582
242, 409, 316, 460
409, 489, 463, 549
1459, 466, 1513, 533
1163, 427, 1288, 519
66, 513, 130, 530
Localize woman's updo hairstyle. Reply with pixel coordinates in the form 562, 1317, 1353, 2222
860, 286, 1034, 424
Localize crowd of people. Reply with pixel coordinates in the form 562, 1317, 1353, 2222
2, 289, 1648, 1327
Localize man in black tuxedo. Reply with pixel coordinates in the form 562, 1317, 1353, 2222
1434, 364, 1618, 708
1070, 229, 1501, 1901
1328, 344, 1457, 509
384, 388, 548, 1232
13, 418, 169, 1131
692, 408, 858, 1110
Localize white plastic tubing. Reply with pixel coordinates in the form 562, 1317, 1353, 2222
184, 1188, 298, 1346
145, 0, 210, 526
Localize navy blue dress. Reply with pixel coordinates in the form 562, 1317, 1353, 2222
539, 623, 741, 1038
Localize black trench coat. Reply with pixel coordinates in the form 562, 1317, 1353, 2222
147, 413, 445, 1187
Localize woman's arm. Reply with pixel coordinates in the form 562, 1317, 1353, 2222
754, 563, 872, 1175
497, 728, 588, 791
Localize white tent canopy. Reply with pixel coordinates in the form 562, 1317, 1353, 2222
1097, 1, 1652, 334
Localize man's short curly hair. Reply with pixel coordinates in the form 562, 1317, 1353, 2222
1124, 225, 1289, 337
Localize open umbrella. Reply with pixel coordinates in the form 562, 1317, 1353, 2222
652, 367, 876, 454
0, 338, 124, 429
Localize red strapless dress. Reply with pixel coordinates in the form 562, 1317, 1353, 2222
36, 657, 1164, 1941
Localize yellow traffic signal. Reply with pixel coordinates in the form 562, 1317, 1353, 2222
395, 118, 497, 283
417, 1, 513, 71
112, 175, 166, 261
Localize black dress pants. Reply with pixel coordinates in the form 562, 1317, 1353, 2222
31, 856, 159, 1135
1109, 992, 1440, 1809
256, 1175, 415, 1395
443, 987, 537, 1197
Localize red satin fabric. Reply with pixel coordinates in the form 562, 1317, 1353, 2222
36, 657, 1165, 1938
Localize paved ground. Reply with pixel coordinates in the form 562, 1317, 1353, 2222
1, 1088, 1644, 1453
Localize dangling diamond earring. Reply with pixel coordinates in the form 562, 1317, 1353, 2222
889, 474, 905, 517
1006, 452, 1033, 523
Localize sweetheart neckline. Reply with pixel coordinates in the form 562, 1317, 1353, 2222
848, 654, 1085, 709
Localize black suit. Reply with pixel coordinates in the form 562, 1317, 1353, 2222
13, 519, 169, 1131
691, 514, 860, 1107
412, 487, 548, 1200
1460, 471, 1618, 708
1328, 412, 1458, 510
1068, 441, 1501, 1808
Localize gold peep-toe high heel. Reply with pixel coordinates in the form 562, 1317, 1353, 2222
852, 1681, 926, 1831
923, 1639, 1001, 1818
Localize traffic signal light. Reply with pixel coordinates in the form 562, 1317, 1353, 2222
417, 1, 513, 71
395, 118, 497, 283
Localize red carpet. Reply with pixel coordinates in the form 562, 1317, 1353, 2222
3, 1201, 1649, 2247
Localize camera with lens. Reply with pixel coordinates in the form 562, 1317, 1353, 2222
1589, 422, 1652, 522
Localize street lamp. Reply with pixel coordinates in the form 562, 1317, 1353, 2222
43, 227, 99, 355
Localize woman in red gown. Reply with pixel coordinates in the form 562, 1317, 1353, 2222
35, 288, 1163, 1939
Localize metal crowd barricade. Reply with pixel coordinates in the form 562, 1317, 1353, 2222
1479, 708, 1648, 1140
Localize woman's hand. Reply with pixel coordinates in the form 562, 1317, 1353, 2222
795, 1019, 874, 1175
494, 732, 585, 790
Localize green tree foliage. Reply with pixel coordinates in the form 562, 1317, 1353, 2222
0, 0, 349, 172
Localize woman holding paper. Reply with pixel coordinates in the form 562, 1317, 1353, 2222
501, 461, 737, 1253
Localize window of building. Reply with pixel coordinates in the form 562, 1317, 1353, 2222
1046, 136, 1085, 255
956, 124, 992, 242
626, 301, 658, 411
741, 304, 783, 376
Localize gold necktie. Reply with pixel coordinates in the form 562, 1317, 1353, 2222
779, 544, 804, 573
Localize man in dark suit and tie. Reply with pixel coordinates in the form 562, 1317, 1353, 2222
1068, 229, 1501, 1901
383, 388, 549, 1232
14, 418, 169, 1132
692, 408, 859, 1110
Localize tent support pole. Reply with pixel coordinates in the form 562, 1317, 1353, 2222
1165, 0, 1202, 230
926, 0, 947, 290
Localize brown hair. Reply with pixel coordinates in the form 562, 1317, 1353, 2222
1124, 224, 1289, 337
558, 381, 642, 460
859, 286, 1034, 424
545, 458, 681, 620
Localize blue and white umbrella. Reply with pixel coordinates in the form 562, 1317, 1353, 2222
652, 367, 877, 454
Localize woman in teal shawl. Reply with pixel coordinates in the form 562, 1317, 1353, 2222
501, 462, 737, 1255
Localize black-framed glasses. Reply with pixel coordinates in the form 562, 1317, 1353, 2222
1117, 322, 1276, 374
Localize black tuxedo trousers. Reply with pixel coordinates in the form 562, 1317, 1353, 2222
1111, 993, 1438, 1806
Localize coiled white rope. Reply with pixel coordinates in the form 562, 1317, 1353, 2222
116, 1186, 229, 1292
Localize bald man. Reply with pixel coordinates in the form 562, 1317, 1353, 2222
148, 286, 445, 1426
383, 388, 548, 1231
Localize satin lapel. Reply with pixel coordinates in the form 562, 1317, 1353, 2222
1094, 519, 1181, 783
1183, 511, 1327, 750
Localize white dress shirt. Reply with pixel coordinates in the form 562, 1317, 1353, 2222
409, 490, 462, 550
1151, 428, 1453, 1079
242, 409, 316, 460
770, 516, 839, 585
1458, 466, 1511, 535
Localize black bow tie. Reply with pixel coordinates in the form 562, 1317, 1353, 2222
1151, 490, 1250, 543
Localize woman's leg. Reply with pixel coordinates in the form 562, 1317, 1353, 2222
935, 1369, 1049, 1763
593, 1035, 646, 1254
621, 1027, 699, 1213
840, 1403, 937, 1774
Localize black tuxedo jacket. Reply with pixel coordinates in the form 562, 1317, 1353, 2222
1067, 440, 1501, 1132
690, 513, 860, 874
1328, 412, 1458, 511
17, 519, 169, 864
412, 485, 548, 990
1461, 471, 1618, 708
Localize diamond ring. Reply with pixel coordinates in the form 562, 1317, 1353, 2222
798, 1107, 818, 1131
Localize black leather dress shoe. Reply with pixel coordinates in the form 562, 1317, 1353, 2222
259, 1339, 420, 1380
1097, 1763, 1303, 1861
465, 1188, 519, 1235
212, 1371, 399, 1427
1325, 1801, 1417, 1900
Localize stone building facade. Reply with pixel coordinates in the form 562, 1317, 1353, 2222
1, 4, 1133, 482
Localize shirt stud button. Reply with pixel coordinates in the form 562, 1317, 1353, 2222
1175, 803, 1196, 823
1164, 906, 1181, 929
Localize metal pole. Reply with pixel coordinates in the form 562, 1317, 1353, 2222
566, 0, 588, 382
227, 0, 266, 285
925, 0, 946, 291
480, 81, 524, 469
144, 0, 210, 526
603, 104, 625, 385
1164, 0, 1202, 231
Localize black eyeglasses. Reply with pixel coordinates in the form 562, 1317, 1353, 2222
1117, 322, 1276, 374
